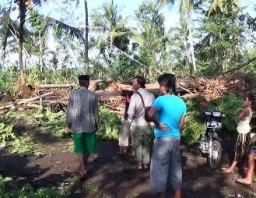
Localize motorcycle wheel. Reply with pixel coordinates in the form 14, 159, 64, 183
207, 140, 222, 169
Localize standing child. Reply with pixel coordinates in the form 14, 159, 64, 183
106, 77, 134, 156
223, 93, 254, 174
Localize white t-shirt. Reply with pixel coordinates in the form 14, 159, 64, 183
237, 107, 253, 134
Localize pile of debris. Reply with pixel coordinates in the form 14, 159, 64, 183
0, 84, 71, 113
179, 74, 256, 100
0, 74, 255, 114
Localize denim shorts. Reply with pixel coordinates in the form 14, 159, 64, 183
150, 137, 182, 193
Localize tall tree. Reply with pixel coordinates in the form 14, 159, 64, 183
28, 9, 85, 73
134, 1, 168, 79
14, 0, 48, 84
207, 0, 241, 16
196, 0, 243, 73
17, 0, 26, 83
180, 0, 196, 73
91, 0, 131, 66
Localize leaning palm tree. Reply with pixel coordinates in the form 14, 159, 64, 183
28, 9, 85, 73
3, 0, 87, 83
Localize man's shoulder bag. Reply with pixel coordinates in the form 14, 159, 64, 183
136, 92, 152, 122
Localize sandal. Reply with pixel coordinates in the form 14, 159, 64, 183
235, 178, 251, 186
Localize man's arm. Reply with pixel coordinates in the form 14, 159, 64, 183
94, 95, 100, 130
148, 107, 168, 131
179, 115, 186, 133
65, 93, 73, 133
237, 108, 249, 122
127, 94, 136, 122
107, 78, 123, 95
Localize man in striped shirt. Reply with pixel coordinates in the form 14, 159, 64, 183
66, 75, 99, 179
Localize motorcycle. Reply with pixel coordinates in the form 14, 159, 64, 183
192, 109, 225, 169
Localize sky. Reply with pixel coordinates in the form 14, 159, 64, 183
1, 0, 255, 30
39, 0, 180, 31
0, 0, 256, 66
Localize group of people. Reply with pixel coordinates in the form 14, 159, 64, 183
65, 73, 186, 198
64, 73, 256, 197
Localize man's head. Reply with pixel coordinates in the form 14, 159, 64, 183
132, 76, 146, 91
78, 75, 90, 88
157, 73, 177, 95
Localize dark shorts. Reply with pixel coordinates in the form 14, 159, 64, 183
234, 133, 249, 161
72, 132, 98, 154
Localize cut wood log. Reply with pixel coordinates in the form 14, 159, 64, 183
17, 92, 54, 104
0, 103, 15, 110
37, 84, 73, 89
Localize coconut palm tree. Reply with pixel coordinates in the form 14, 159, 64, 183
207, 0, 241, 16
2, 0, 87, 83
133, 1, 169, 79
91, 0, 131, 66
180, 0, 196, 73
28, 9, 85, 73
159, 0, 197, 73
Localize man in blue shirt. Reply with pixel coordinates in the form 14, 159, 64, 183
148, 73, 186, 198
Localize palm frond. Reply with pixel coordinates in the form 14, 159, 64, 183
44, 16, 85, 41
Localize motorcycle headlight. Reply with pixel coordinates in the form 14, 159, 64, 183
213, 111, 221, 117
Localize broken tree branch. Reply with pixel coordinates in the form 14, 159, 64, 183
17, 92, 54, 104
222, 56, 256, 75
38, 84, 72, 89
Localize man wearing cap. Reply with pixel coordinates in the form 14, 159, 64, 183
66, 75, 99, 179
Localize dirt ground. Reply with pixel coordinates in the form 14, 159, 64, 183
0, 139, 256, 198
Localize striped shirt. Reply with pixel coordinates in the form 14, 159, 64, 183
66, 87, 99, 133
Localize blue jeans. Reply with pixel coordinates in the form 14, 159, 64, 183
150, 137, 182, 193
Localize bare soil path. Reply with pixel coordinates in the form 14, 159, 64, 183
0, 140, 256, 198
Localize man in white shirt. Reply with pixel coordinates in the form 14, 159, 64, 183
127, 76, 155, 170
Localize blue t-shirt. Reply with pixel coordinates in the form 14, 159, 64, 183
153, 95, 186, 137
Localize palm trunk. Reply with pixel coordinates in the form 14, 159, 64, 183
18, 0, 26, 84
39, 32, 45, 73
84, 0, 89, 74
187, 12, 196, 73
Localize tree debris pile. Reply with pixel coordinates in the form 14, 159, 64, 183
0, 75, 255, 113
180, 74, 256, 100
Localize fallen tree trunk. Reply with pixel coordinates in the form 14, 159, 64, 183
37, 84, 72, 89
17, 92, 54, 104
0, 103, 15, 110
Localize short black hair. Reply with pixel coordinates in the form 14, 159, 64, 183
78, 74, 90, 87
78, 75, 90, 81
157, 73, 177, 95
135, 76, 146, 88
